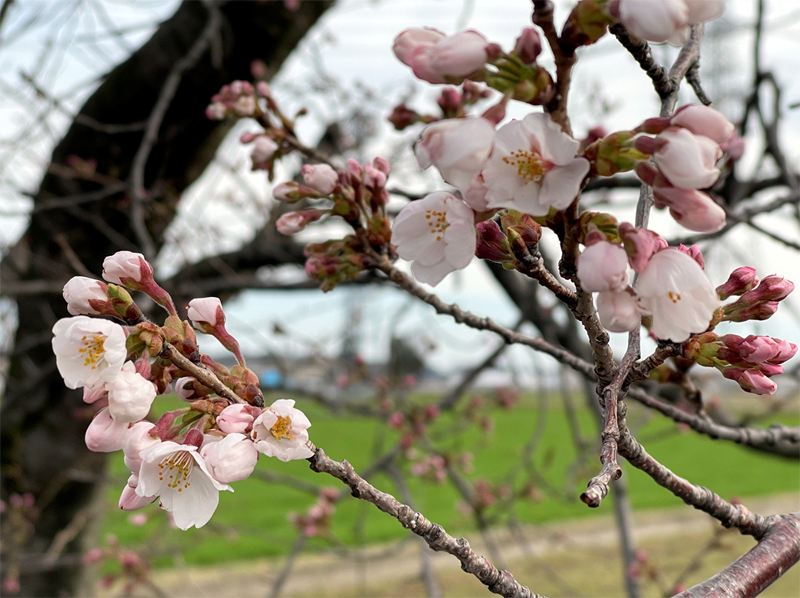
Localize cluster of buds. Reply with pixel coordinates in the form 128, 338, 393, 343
718, 270, 795, 324
205, 80, 270, 120
685, 332, 797, 395
289, 488, 338, 537
387, 404, 441, 448
388, 82, 492, 131
52, 251, 317, 530
273, 159, 392, 291
84, 538, 151, 596
458, 478, 512, 516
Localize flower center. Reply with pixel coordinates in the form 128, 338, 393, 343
78, 334, 106, 370
158, 451, 193, 492
270, 415, 294, 440
424, 209, 448, 242
668, 291, 682, 304
503, 149, 549, 185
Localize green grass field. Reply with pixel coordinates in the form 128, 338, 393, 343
100, 393, 800, 568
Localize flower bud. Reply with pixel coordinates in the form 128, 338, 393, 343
475, 220, 512, 264
393, 28, 446, 66
251, 136, 278, 169
63, 277, 112, 317
85, 408, 131, 452
276, 210, 323, 235
652, 184, 726, 233
201, 433, 259, 483
427, 30, 491, 79
670, 105, 735, 145
577, 241, 629, 293
388, 103, 421, 130
102, 251, 176, 316
653, 127, 721, 189
273, 181, 321, 203
188, 297, 224, 329
619, 223, 660, 273
217, 403, 258, 434
596, 290, 640, 332
301, 164, 338, 195
722, 368, 777, 395
119, 482, 155, 511
716, 267, 759, 300
513, 28, 542, 64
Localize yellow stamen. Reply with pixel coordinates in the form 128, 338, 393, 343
424, 209, 448, 239
158, 451, 194, 491
502, 149, 547, 185
271, 415, 294, 440
77, 334, 106, 369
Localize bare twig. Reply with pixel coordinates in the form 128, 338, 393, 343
307, 445, 545, 598
267, 534, 307, 598
159, 342, 246, 404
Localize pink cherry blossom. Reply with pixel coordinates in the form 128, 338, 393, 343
107, 362, 157, 423
123, 422, 159, 475
102, 251, 150, 285
722, 368, 777, 396
136, 441, 232, 530
301, 164, 338, 195
653, 127, 721, 189
276, 210, 323, 235
576, 241, 629, 293
482, 114, 589, 216
391, 191, 477, 286
217, 403, 258, 434
617, 0, 688, 44
414, 118, 495, 190
252, 399, 314, 462
619, 223, 661, 273
596, 290, 641, 333
52, 316, 127, 389
637, 249, 718, 342
119, 482, 156, 511
251, 136, 278, 167
62, 277, 110, 316
187, 297, 223, 328
201, 433, 259, 483
670, 105, 735, 146
427, 30, 491, 79
85, 408, 131, 452
652, 184, 726, 233
393, 28, 446, 67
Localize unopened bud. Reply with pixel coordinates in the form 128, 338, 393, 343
717, 267, 759, 300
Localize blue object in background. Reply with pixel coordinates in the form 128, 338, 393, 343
260, 368, 284, 388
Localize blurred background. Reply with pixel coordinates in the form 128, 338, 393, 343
1, 0, 799, 596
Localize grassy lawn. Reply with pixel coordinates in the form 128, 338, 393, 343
100, 393, 800, 568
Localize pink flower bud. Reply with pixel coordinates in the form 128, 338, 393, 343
393, 27, 446, 66
653, 127, 722, 189
251, 136, 278, 167
373, 157, 390, 175
276, 210, 323, 235
738, 336, 782, 364
123, 421, 158, 474
364, 163, 387, 189
119, 482, 155, 511
256, 81, 271, 97
217, 403, 258, 434
619, 223, 661, 273
273, 181, 319, 203
85, 408, 131, 453
301, 164, 338, 195
187, 297, 223, 328
513, 28, 542, 64
388, 412, 405, 429
722, 368, 777, 395
652, 184, 726, 233
387, 103, 421, 130
770, 339, 798, 364
746, 276, 795, 303
175, 377, 198, 402
670, 105, 735, 145
63, 277, 111, 316
205, 102, 226, 120
428, 30, 491, 78
677, 244, 705, 269
596, 290, 640, 332
475, 220, 511, 264
717, 267, 759, 300
102, 251, 151, 285
576, 241, 629, 293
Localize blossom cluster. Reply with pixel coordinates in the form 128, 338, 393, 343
52, 251, 315, 529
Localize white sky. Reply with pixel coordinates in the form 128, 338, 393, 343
1, 0, 799, 382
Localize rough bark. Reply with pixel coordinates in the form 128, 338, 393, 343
0, 1, 332, 595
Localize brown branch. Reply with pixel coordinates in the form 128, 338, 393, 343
532, 0, 576, 133
617, 413, 772, 538
609, 24, 672, 99
159, 342, 246, 404
307, 445, 545, 598
674, 513, 800, 597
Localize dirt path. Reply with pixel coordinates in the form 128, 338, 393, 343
138, 493, 799, 597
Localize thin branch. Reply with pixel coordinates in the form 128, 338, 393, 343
267, 534, 307, 598
307, 445, 546, 598
128, 4, 222, 260
159, 342, 246, 404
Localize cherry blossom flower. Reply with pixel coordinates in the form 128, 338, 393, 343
391, 191, 476, 286
301, 164, 338, 195
637, 249, 718, 342
62, 277, 110, 316
252, 399, 314, 462
107, 362, 157, 423
217, 403, 259, 434
576, 241, 629, 293
653, 127, 721, 189
136, 441, 232, 530
251, 136, 278, 168
393, 27, 446, 68
427, 30, 492, 79
482, 114, 589, 216
85, 408, 132, 452
187, 297, 223, 328
102, 251, 150, 286
617, 0, 724, 45
596, 290, 641, 333
123, 422, 159, 476
201, 433, 259, 483
52, 316, 127, 389
414, 117, 495, 189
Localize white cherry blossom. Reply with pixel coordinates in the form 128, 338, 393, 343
482, 114, 589, 216
391, 191, 476, 286
637, 249, 718, 342
136, 441, 232, 530
576, 241, 629, 293
52, 316, 127, 389
414, 118, 495, 189
596, 291, 641, 333
107, 362, 157, 423
201, 433, 259, 483
62, 277, 109, 316
252, 399, 314, 462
